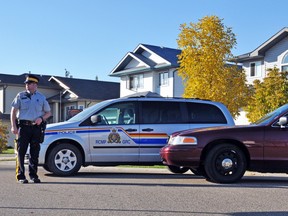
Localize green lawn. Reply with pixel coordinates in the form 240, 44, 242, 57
2, 148, 14, 154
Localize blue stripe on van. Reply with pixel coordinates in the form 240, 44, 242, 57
45, 128, 168, 145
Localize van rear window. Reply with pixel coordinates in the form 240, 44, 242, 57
187, 103, 227, 124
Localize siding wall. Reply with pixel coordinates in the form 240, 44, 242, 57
173, 71, 184, 97
243, 36, 288, 85
265, 36, 288, 69
120, 68, 184, 98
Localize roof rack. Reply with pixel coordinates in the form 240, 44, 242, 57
123, 91, 163, 98
122, 91, 211, 101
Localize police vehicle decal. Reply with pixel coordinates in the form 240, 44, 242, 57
107, 128, 121, 143
45, 127, 168, 145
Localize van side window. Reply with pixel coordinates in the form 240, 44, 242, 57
97, 102, 137, 125
187, 103, 227, 124
141, 101, 183, 124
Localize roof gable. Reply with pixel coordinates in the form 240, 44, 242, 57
251, 27, 288, 56
110, 44, 181, 77
0, 73, 56, 88
49, 76, 120, 100
235, 27, 288, 62
0, 73, 120, 101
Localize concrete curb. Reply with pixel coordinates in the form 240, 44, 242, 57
0, 154, 16, 161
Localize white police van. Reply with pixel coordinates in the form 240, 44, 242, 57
38, 92, 235, 176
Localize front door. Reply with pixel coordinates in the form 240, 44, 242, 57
264, 117, 288, 171
89, 101, 139, 162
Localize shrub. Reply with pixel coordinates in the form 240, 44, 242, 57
0, 119, 9, 153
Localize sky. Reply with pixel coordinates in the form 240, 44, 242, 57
0, 0, 287, 82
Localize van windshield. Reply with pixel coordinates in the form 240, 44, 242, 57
67, 100, 112, 122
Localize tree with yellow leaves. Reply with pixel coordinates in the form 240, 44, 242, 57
177, 15, 249, 118
245, 67, 288, 122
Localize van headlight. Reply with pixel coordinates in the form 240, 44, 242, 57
168, 136, 198, 145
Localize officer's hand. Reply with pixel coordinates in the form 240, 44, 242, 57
11, 126, 18, 135
35, 117, 43, 126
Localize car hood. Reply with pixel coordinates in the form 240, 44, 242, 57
175, 124, 257, 136
46, 121, 79, 130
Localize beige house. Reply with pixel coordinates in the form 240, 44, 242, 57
0, 73, 120, 146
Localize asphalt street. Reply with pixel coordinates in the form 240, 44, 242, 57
1, 158, 288, 216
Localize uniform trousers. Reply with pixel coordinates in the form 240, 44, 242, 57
16, 124, 41, 180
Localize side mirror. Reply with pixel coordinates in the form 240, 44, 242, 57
90, 115, 102, 124
279, 116, 287, 128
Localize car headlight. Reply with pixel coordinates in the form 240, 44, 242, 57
168, 136, 198, 145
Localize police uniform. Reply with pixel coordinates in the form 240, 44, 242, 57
11, 75, 51, 183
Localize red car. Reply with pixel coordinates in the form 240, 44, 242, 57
160, 104, 288, 183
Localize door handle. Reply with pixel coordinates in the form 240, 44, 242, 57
125, 128, 137, 132
142, 128, 154, 132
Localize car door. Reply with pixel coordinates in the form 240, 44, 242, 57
89, 101, 140, 162
263, 116, 288, 171
138, 100, 188, 163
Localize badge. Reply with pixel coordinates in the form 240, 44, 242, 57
107, 128, 121, 143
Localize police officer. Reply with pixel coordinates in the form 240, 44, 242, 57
10, 74, 51, 184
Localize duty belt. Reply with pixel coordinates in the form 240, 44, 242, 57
19, 120, 36, 126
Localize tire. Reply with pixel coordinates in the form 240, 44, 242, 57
190, 167, 203, 176
42, 164, 51, 172
204, 144, 246, 183
47, 143, 82, 176
167, 165, 190, 174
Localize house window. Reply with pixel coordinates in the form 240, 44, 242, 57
128, 74, 144, 90
281, 53, 288, 72
159, 72, 169, 86
250, 61, 261, 77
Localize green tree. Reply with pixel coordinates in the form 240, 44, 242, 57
0, 119, 9, 153
177, 15, 249, 118
245, 67, 288, 122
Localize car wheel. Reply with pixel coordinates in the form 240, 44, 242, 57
204, 144, 246, 183
190, 167, 203, 176
47, 143, 82, 176
167, 165, 190, 174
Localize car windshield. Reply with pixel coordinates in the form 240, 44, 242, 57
67, 100, 113, 122
253, 104, 288, 125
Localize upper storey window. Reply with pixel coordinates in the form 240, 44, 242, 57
128, 74, 144, 90
282, 53, 288, 72
159, 72, 168, 86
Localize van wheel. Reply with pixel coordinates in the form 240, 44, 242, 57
167, 165, 190, 174
42, 164, 51, 172
47, 144, 82, 176
204, 144, 246, 183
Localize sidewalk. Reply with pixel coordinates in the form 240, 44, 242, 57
0, 154, 16, 161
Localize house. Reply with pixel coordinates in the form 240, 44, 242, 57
110, 28, 288, 98
109, 44, 183, 97
48, 76, 120, 122
0, 73, 120, 146
232, 27, 288, 125
109, 28, 288, 124
234, 27, 288, 84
